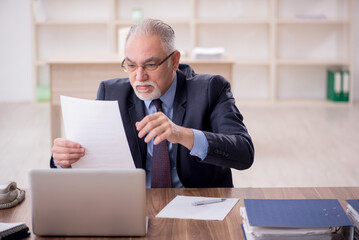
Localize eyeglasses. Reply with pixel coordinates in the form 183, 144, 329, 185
121, 51, 175, 73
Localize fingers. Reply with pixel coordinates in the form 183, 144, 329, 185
53, 147, 85, 160
54, 158, 79, 168
146, 124, 171, 145
52, 138, 85, 168
54, 138, 82, 148
136, 112, 173, 144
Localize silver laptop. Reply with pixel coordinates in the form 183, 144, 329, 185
29, 168, 147, 237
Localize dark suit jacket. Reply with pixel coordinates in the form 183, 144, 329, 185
51, 64, 254, 187
93, 64, 254, 187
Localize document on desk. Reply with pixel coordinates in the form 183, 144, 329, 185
60, 96, 135, 169
156, 195, 239, 220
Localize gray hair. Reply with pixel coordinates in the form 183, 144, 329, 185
126, 18, 176, 54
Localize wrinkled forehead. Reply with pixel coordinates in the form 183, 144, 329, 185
125, 34, 166, 62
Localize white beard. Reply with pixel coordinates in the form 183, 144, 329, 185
133, 81, 162, 101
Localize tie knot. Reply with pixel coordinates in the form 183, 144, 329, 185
153, 99, 162, 112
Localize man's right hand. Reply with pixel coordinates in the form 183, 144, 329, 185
52, 138, 85, 168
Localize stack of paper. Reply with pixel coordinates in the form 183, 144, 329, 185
295, 14, 327, 20
240, 199, 353, 240
192, 47, 224, 60
346, 200, 359, 240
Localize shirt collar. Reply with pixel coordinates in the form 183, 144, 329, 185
144, 75, 177, 109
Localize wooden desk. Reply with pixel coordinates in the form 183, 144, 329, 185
1, 187, 359, 240
48, 55, 235, 142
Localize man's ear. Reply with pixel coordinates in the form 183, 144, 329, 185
172, 50, 181, 71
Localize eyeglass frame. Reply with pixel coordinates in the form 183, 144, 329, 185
121, 51, 176, 73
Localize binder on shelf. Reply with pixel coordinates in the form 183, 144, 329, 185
0, 222, 30, 240
241, 199, 354, 240
327, 70, 350, 102
31, 0, 46, 22
346, 200, 359, 240
117, 27, 131, 59
342, 70, 350, 102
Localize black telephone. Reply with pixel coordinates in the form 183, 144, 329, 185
0, 181, 25, 209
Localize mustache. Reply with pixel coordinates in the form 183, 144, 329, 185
133, 81, 157, 88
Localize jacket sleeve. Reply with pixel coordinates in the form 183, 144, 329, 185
201, 75, 254, 170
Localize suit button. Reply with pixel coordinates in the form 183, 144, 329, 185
214, 149, 219, 154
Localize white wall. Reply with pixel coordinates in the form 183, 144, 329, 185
0, 0, 32, 102
354, 0, 359, 101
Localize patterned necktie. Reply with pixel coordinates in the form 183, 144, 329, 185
151, 99, 172, 188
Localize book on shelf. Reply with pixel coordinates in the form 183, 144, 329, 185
240, 199, 354, 240
0, 222, 30, 240
346, 200, 359, 240
327, 70, 350, 102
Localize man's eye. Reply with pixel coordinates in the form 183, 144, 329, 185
127, 64, 137, 69
145, 64, 157, 68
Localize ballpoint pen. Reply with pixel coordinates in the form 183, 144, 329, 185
192, 198, 227, 206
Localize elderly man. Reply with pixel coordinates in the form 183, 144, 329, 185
51, 18, 254, 188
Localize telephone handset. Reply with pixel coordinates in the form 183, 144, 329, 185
0, 181, 25, 209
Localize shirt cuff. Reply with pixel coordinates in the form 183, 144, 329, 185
53, 161, 63, 168
190, 129, 208, 160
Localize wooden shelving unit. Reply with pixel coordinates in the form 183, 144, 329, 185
31, 0, 355, 103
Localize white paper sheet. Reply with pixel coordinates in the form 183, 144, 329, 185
60, 96, 135, 169
156, 195, 239, 221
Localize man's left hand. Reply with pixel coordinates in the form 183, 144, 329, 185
136, 112, 194, 150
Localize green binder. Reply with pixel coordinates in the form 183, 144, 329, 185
341, 70, 350, 102
327, 70, 350, 102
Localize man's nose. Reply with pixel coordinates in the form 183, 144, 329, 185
135, 67, 148, 81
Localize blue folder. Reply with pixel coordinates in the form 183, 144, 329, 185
244, 199, 353, 228
347, 200, 359, 213
346, 200, 359, 240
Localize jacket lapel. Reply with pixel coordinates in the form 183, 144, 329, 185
127, 94, 147, 168
172, 71, 187, 163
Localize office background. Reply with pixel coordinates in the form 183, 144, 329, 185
0, 0, 358, 188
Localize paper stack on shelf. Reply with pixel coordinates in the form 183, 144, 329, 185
295, 14, 327, 20
240, 199, 354, 240
346, 200, 359, 240
192, 47, 224, 60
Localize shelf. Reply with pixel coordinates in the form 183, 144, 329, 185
276, 59, 350, 66
45, 54, 236, 65
46, 54, 123, 64
195, 18, 270, 25
276, 19, 350, 25
181, 54, 235, 64
235, 59, 270, 65
236, 99, 352, 106
36, 20, 109, 25
31, 0, 354, 104
114, 19, 191, 26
